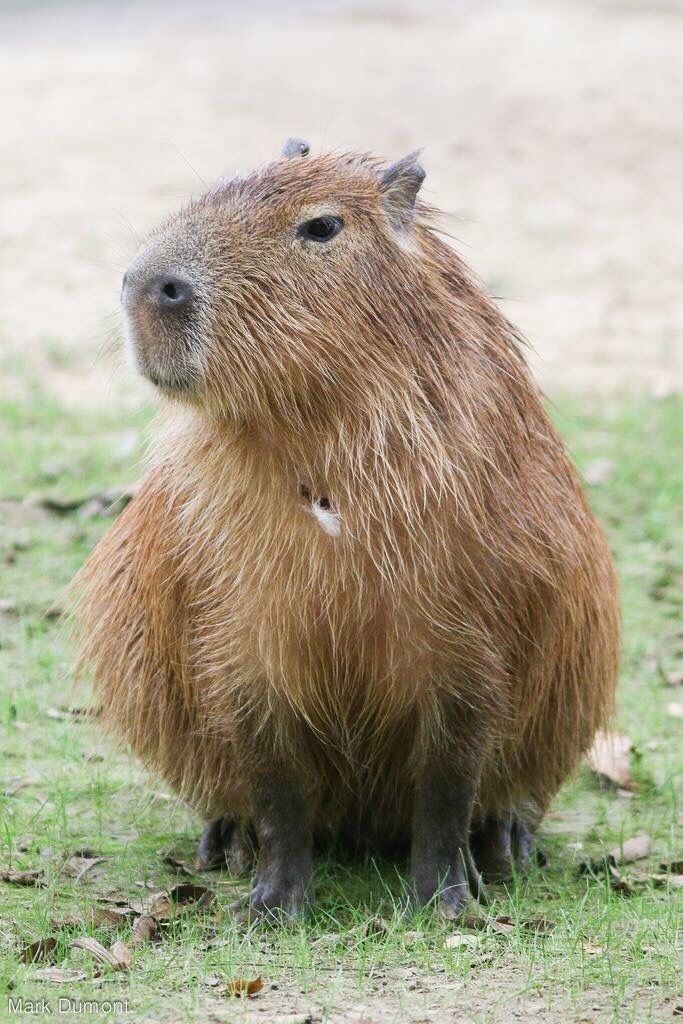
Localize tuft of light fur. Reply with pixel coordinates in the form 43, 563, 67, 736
72, 148, 620, 851
308, 499, 341, 537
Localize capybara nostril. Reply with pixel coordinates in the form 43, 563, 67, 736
147, 272, 194, 311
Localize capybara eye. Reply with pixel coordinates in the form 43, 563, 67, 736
299, 216, 343, 242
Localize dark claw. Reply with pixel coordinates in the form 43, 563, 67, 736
241, 847, 313, 921
195, 817, 256, 873
249, 874, 310, 920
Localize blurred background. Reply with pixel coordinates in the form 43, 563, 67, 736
1, 0, 682, 410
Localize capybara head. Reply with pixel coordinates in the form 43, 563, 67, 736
121, 139, 429, 426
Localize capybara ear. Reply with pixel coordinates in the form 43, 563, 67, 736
378, 150, 425, 228
281, 138, 311, 159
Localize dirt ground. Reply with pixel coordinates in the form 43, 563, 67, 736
1, 0, 682, 409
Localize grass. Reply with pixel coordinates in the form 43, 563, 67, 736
0, 390, 681, 1023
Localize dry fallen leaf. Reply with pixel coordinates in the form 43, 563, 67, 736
226, 976, 264, 998
33, 968, 88, 984
1, 869, 45, 887
581, 941, 605, 956
71, 935, 114, 963
143, 892, 168, 918
445, 932, 481, 948
61, 705, 92, 719
65, 855, 108, 884
3, 776, 39, 797
649, 873, 683, 889
169, 876, 215, 909
46, 705, 95, 722
51, 906, 132, 932
21, 938, 58, 964
110, 941, 132, 971
579, 833, 651, 878
607, 867, 636, 896
39, 486, 138, 518
586, 731, 633, 790
145, 882, 215, 919
98, 895, 144, 915
364, 916, 390, 937
39, 496, 86, 514
490, 916, 515, 934
129, 915, 158, 948
163, 854, 195, 876
609, 833, 652, 865
72, 935, 130, 972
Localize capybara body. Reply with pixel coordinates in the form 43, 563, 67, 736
76, 142, 620, 915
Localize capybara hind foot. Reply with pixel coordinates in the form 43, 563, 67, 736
471, 813, 534, 882
195, 817, 256, 873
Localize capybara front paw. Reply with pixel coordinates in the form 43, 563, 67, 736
411, 848, 484, 919
248, 865, 312, 920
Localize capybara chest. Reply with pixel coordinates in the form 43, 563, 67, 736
192, 477, 434, 723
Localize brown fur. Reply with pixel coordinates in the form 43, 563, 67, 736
74, 147, 620, 855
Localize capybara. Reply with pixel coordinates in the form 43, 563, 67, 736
75, 139, 620, 918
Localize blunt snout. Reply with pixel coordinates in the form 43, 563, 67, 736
121, 269, 195, 314
121, 260, 200, 392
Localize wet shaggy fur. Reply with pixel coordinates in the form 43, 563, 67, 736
75, 147, 620, 861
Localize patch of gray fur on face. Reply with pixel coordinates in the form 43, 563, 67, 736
306, 497, 341, 537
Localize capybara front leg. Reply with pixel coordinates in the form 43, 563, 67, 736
410, 757, 484, 919
195, 817, 256, 873
247, 766, 313, 919
220, 706, 314, 920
